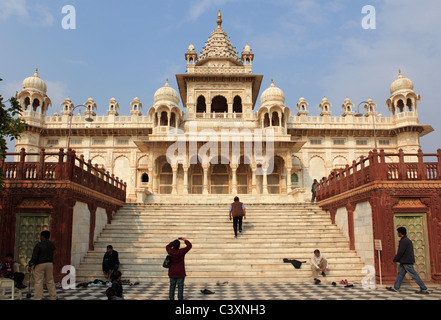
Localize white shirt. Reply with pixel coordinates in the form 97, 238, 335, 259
310, 253, 328, 269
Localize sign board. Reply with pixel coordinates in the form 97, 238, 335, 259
374, 239, 382, 251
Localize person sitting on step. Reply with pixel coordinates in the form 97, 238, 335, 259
311, 249, 328, 283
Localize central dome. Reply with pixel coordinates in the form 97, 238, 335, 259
197, 11, 242, 66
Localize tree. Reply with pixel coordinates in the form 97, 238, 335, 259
0, 78, 26, 188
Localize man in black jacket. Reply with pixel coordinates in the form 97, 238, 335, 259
387, 227, 429, 294
102, 245, 120, 279
28, 231, 58, 300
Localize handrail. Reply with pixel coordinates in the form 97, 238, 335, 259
0, 148, 126, 202
316, 149, 441, 201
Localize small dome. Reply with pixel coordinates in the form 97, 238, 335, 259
154, 79, 180, 105
187, 43, 196, 53
390, 70, 414, 95
260, 80, 285, 105
22, 68, 47, 94
243, 43, 252, 53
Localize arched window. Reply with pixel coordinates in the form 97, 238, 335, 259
160, 111, 168, 126
159, 163, 173, 194
24, 97, 31, 111
32, 99, 40, 112
291, 173, 299, 185
211, 95, 228, 113
397, 100, 405, 113
264, 113, 270, 128
196, 96, 206, 113
141, 173, 149, 183
272, 112, 280, 126
170, 112, 176, 127
233, 96, 242, 113
407, 98, 413, 112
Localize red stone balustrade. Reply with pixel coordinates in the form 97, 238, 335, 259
316, 149, 441, 201
0, 148, 126, 202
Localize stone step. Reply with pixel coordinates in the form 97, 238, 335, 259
84, 251, 360, 259
76, 203, 366, 284
95, 236, 347, 242
75, 272, 365, 284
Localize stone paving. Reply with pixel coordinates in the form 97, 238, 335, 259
4, 281, 440, 301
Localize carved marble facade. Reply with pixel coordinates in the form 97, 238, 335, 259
14, 13, 433, 203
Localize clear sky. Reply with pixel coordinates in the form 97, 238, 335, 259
1, 0, 440, 153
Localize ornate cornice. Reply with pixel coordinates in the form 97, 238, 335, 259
3, 180, 124, 207
318, 180, 441, 208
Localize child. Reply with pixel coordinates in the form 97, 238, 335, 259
0, 253, 26, 289
110, 270, 123, 300
105, 287, 117, 300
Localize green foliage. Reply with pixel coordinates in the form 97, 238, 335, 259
0, 78, 26, 188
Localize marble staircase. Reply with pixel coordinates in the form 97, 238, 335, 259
76, 203, 367, 284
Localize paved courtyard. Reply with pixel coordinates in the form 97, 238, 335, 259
5, 281, 441, 301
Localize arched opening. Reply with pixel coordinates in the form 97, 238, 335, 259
291, 173, 299, 185
190, 163, 203, 194
407, 98, 413, 112
189, 155, 203, 194
397, 100, 405, 113
210, 156, 230, 194
160, 111, 168, 126
141, 173, 149, 183
237, 156, 251, 194
264, 113, 270, 128
389, 103, 396, 116
268, 163, 280, 194
196, 96, 206, 113
170, 112, 176, 127
211, 95, 228, 113
159, 162, 173, 194
233, 96, 242, 113
32, 99, 40, 112
271, 111, 280, 126
267, 156, 284, 194
24, 97, 31, 111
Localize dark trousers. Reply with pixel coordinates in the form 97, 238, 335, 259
5, 272, 24, 286
233, 216, 243, 236
311, 191, 316, 203
169, 277, 185, 300
103, 260, 119, 274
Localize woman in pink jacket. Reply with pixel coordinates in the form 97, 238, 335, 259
166, 237, 192, 300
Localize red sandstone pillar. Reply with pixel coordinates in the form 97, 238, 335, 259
346, 203, 355, 250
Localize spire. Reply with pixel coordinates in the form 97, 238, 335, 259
217, 10, 222, 28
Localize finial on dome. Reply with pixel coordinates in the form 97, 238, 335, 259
271, 79, 275, 86
217, 10, 222, 28
34, 68, 39, 77
165, 78, 169, 86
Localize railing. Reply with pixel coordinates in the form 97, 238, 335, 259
316, 149, 441, 201
0, 148, 126, 202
